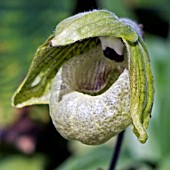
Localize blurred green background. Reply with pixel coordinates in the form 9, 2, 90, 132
0, 0, 170, 169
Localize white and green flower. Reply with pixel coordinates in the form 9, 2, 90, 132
12, 10, 154, 145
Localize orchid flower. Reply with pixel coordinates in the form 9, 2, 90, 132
12, 10, 154, 145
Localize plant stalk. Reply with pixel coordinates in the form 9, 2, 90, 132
108, 130, 125, 170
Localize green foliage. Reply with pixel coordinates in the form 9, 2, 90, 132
148, 36, 170, 158
57, 146, 112, 170
0, 0, 73, 126
0, 155, 45, 170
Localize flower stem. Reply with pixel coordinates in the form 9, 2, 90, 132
108, 130, 125, 170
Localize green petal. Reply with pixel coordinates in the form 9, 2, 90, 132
12, 36, 100, 107
50, 10, 138, 46
123, 38, 154, 143
138, 37, 154, 130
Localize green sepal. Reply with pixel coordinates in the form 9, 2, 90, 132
50, 10, 138, 46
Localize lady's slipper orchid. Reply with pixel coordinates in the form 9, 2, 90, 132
12, 10, 154, 145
